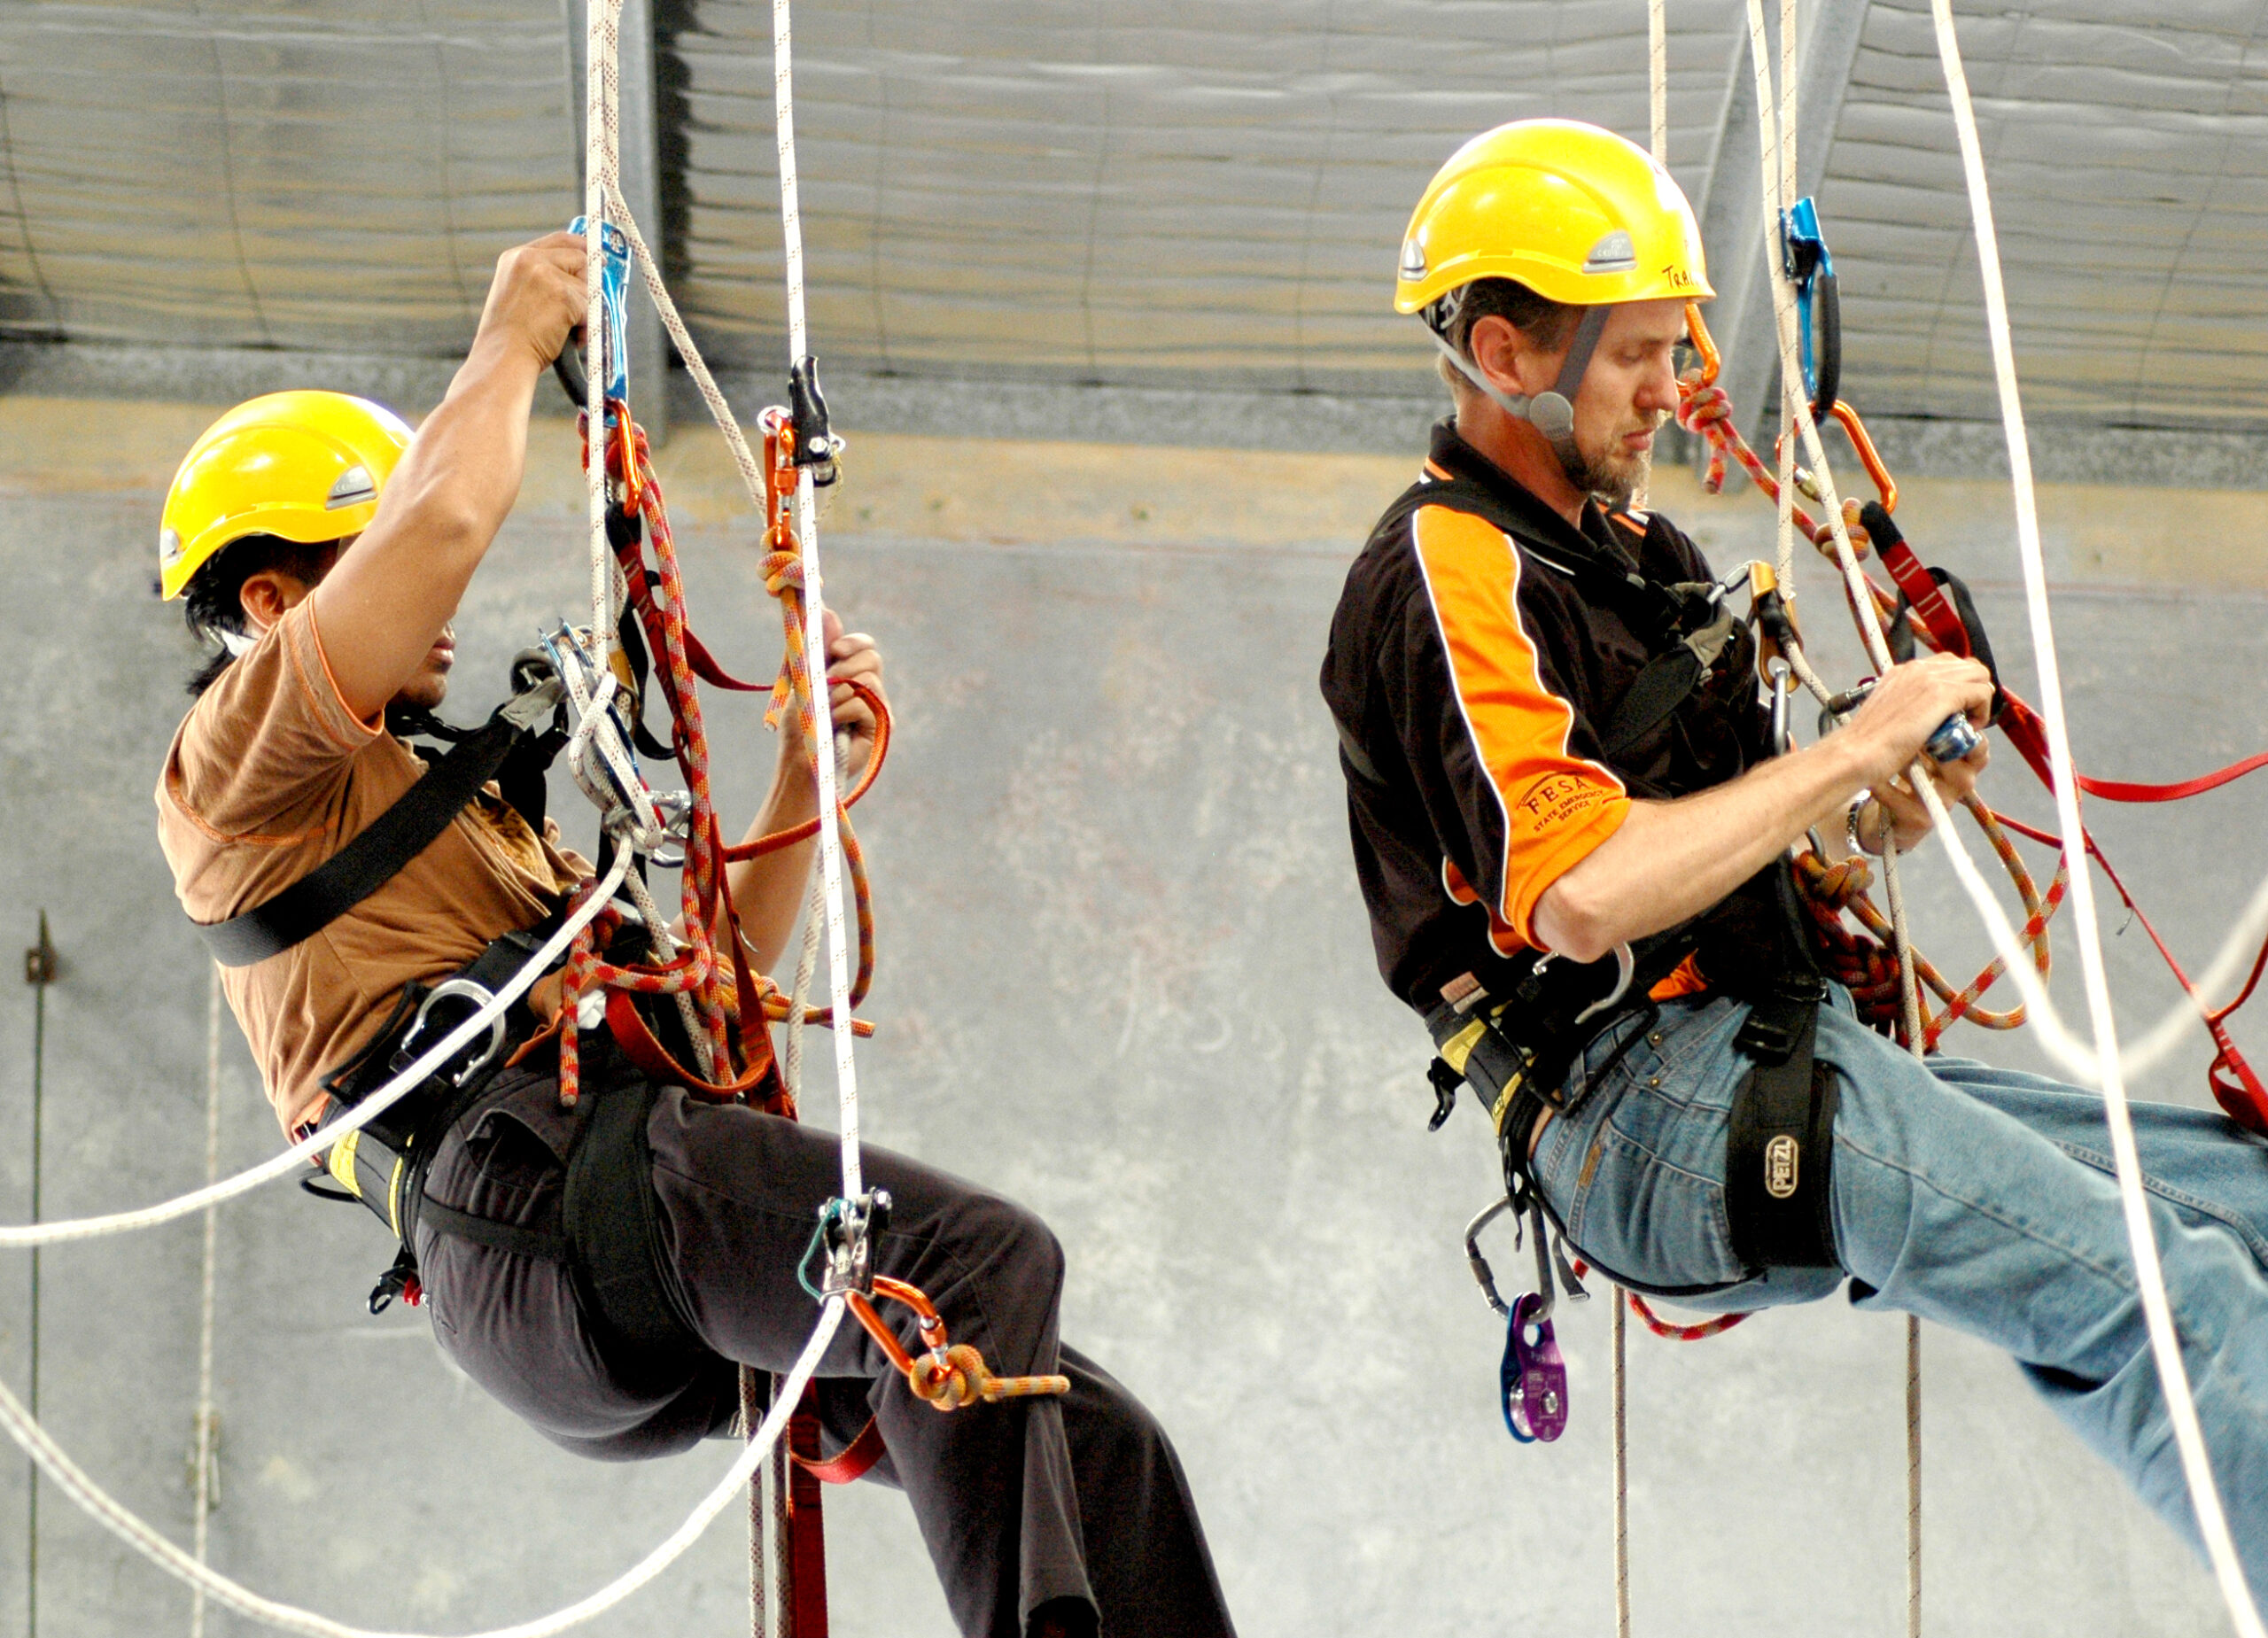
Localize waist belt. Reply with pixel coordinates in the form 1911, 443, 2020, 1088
311, 918, 567, 1309
310, 932, 714, 1386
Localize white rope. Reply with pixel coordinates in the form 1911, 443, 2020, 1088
190, 962, 225, 1638
1744, 19, 1929, 1628
1647, 0, 1666, 165
584, 0, 617, 657
1921, 3, 2263, 1626
0, 1298, 843, 1638
769, 0, 864, 1201
0, 850, 629, 1250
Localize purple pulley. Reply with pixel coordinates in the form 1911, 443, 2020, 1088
1501, 1291, 1570, 1443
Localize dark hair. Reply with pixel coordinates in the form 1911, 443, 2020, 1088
1429, 277, 1582, 395
180, 534, 339, 696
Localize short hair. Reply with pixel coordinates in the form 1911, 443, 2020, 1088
179, 533, 338, 696
1426, 277, 1583, 397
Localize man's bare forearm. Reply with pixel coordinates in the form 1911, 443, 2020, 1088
726, 760, 819, 975
311, 234, 586, 719
1534, 735, 1870, 961
1533, 653, 1995, 963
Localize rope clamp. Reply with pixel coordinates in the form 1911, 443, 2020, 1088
788, 356, 843, 485
819, 1189, 891, 1300
566, 214, 633, 417
1778, 196, 1841, 423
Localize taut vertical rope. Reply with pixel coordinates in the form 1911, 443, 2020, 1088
1906, 1316, 1922, 1636
1924, 3, 2262, 1628
190, 962, 225, 1638
768, 0, 865, 1205
1647, 0, 1666, 165
1612, 1290, 1630, 1638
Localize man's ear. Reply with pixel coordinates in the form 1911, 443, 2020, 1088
1465, 314, 1556, 400
237, 571, 312, 636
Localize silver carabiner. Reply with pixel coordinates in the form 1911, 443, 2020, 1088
398, 977, 509, 1087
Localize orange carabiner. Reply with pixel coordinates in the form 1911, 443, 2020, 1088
1682, 301, 1721, 391
1827, 400, 1896, 514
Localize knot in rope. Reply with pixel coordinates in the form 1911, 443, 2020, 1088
761, 548, 804, 600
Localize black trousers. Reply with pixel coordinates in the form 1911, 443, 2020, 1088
415, 1044, 1236, 1638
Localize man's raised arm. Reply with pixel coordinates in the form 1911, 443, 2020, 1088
313, 232, 588, 720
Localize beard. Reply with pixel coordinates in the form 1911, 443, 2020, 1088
1564, 414, 1667, 511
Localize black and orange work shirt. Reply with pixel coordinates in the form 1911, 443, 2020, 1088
1320, 420, 1769, 1015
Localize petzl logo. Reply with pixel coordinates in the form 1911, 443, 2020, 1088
1764, 1135, 1800, 1199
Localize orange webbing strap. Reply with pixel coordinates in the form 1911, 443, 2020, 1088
796, 1414, 889, 1487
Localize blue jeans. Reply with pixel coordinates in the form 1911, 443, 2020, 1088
1531, 983, 2268, 1592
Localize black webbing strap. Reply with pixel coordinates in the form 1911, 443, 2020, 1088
1724, 975, 1841, 1270
560, 1077, 712, 1385
417, 1198, 569, 1262
1596, 598, 1738, 760
196, 684, 562, 968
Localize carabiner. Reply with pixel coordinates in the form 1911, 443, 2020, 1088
1779, 197, 1841, 425
1826, 400, 1898, 515
1680, 300, 1722, 394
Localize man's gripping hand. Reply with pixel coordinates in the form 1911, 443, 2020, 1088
774, 609, 888, 788
470, 231, 590, 377
1846, 653, 1993, 850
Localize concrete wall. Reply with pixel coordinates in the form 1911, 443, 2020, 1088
0, 397, 2262, 1636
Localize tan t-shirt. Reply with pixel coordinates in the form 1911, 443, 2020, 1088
157, 602, 592, 1136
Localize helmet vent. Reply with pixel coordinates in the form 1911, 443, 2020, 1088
1399, 237, 1427, 281
159, 528, 184, 567
1583, 231, 1637, 274
325, 465, 376, 509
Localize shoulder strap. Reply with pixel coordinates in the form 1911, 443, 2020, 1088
195, 681, 564, 969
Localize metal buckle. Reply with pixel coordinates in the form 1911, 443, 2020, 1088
392, 977, 509, 1087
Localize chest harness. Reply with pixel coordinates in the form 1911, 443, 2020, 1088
1357, 477, 1845, 1433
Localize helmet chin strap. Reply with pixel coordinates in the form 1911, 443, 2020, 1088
1431, 304, 1614, 475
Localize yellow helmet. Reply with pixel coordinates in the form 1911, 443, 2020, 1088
1394, 119, 1712, 316
158, 391, 414, 602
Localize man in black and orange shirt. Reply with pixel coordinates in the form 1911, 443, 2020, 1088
1324, 120, 2268, 1589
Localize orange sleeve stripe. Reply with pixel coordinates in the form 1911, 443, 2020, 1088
1411, 504, 1628, 951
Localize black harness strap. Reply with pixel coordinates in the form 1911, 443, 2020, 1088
197, 681, 563, 969
1725, 974, 1840, 1270
417, 1198, 569, 1262
1596, 597, 1737, 760
559, 1076, 712, 1384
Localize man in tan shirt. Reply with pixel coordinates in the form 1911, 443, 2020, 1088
153, 233, 1236, 1638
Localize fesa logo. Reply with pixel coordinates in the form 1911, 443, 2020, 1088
1516, 775, 1604, 827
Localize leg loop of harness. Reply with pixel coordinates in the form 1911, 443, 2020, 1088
1725, 974, 1843, 1272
